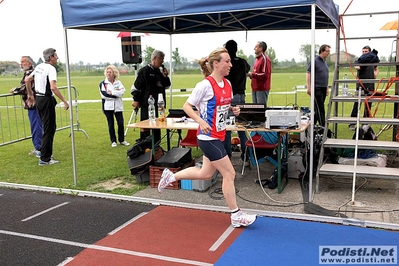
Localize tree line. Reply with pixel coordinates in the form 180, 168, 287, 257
2, 43, 393, 75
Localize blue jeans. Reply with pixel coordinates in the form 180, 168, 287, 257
224, 93, 248, 160
28, 108, 43, 150
252, 91, 269, 107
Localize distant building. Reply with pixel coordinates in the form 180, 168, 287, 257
330, 51, 356, 63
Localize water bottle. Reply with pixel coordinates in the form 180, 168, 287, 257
148, 95, 156, 122
342, 74, 348, 96
157, 93, 166, 122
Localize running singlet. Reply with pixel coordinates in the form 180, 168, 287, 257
199, 76, 232, 141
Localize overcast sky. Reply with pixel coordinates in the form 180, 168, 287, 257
0, 0, 397, 64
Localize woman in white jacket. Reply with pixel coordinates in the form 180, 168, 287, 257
100, 65, 130, 147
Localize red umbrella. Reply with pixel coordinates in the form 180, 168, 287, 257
117, 32, 150, 38
117, 32, 131, 38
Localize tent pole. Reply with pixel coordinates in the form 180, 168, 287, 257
168, 17, 176, 108
309, 4, 316, 202
169, 33, 173, 108
63, 28, 78, 186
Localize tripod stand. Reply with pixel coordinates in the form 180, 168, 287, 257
124, 107, 139, 136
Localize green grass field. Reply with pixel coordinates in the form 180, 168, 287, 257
0, 71, 396, 195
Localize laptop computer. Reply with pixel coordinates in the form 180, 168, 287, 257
235, 104, 266, 125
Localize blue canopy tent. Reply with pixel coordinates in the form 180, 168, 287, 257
59, 0, 339, 200
60, 0, 338, 33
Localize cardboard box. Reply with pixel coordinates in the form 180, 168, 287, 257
290, 132, 305, 142
287, 155, 305, 179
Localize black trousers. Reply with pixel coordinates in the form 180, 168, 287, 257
140, 105, 161, 144
350, 102, 373, 118
35, 95, 57, 162
350, 90, 373, 119
314, 88, 327, 127
104, 110, 125, 143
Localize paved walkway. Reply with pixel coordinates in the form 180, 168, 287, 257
134, 151, 399, 227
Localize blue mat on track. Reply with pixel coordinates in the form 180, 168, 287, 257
216, 216, 399, 266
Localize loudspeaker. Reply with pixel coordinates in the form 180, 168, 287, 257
121, 36, 142, 64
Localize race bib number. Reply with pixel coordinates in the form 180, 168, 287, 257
216, 104, 229, 132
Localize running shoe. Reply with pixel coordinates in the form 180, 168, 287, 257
120, 141, 130, 146
111, 142, 117, 147
158, 168, 175, 193
38, 159, 60, 166
28, 149, 40, 156
231, 209, 257, 228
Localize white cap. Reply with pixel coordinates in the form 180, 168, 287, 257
158, 93, 164, 102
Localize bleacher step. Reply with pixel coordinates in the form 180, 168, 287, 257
319, 164, 399, 179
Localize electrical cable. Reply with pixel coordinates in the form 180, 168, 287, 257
344, 180, 399, 212
205, 127, 399, 215
241, 125, 304, 205
204, 112, 399, 214
236, 193, 305, 208
204, 119, 305, 207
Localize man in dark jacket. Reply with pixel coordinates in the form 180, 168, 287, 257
349, 46, 379, 130
131, 50, 171, 142
306, 44, 331, 127
224, 40, 251, 163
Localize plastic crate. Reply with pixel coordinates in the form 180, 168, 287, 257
181, 180, 193, 190
192, 172, 217, 192
149, 159, 195, 189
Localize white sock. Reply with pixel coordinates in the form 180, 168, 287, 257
169, 175, 176, 182
231, 208, 240, 216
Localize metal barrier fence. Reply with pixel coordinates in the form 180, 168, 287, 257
166, 86, 309, 105
0, 85, 307, 147
0, 85, 88, 147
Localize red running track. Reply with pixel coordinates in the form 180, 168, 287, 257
66, 206, 244, 265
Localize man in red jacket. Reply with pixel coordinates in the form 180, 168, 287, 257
247, 41, 272, 106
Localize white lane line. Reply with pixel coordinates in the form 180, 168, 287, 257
209, 226, 235, 251
0, 230, 213, 266
57, 256, 74, 266
21, 202, 70, 222
108, 212, 148, 235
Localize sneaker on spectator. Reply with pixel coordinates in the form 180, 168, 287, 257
35, 151, 41, 158
120, 141, 130, 146
231, 209, 257, 228
111, 142, 117, 147
38, 159, 59, 166
348, 124, 356, 131
28, 149, 40, 156
158, 168, 175, 193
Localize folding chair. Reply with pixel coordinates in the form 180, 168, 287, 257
179, 129, 198, 148
241, 132, 279, 176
